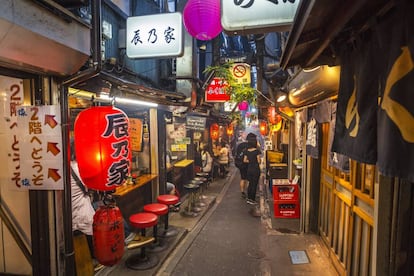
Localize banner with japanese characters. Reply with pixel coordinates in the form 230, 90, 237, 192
10, 105, 63, 190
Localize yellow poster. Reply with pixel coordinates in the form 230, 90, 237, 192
130, 118, 143, 151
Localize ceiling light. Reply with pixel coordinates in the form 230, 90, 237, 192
276, 93, 287, 103
115, 97, 158, 107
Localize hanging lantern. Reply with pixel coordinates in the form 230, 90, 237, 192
183, 0, 223, 41
210, 123, 219, 140
279, 106, 295, 117
271, 120, 283, 133
259, 121, 268, 136
268, 106, 278, 124
238, 101, 249, 111
226, 124, 234, 137
74, 106, 132, 191
93, 202, 125, 266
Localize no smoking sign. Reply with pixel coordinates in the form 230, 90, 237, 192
231, 63, 251, 85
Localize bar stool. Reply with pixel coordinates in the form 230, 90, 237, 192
196, 172, 211, 187
190, 179, 207, 207
193, 176, 208, 199
143, 203, 169, 252
157, 194, 180, 237
125, 212, 159, 270
182, 183, 200, 217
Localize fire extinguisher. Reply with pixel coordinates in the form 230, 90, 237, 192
93, 195, 124, 266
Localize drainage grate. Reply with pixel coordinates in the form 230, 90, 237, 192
289, 250, 310, 264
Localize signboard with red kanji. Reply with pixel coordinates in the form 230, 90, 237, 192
205, 77, 231, 102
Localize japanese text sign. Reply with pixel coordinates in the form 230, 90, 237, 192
205, 77, 231, 102
221, 0, 299, 34
127, 12, 183, 58
75, 106, 132, 191
14, 105, 63, 190
231, 63, 251, 85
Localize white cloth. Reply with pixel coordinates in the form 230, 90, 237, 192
71, 161, 95, 236
201, 150, 213, 173
218, 147, 229, 165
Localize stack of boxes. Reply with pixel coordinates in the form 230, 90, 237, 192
272, 179, 300, 218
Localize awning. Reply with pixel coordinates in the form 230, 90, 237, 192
280, 0, 394, 69
71, 69, 188, 106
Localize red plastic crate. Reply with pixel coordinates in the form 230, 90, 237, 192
272, 185, 299, 201
273, 200, 300, 218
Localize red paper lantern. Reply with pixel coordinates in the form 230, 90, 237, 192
260, 121, 268, 136
93, 204, 125, 266
210, 123, 219, 140
183, 0, 223, 41
238, 101, 249, 111
268, 106, 277, 124
74, 106, 132, 191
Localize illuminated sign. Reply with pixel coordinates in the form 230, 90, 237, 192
127, 12, 183, 58
221, 0, 299, 34
205, 77, 231, 102
231, 63, 251, 85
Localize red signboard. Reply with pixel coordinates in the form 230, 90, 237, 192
205, 77, 230, 102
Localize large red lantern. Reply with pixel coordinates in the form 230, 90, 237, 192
183, 0, 223, 41
74, 106, 132, 191
210, 123, 219, 140
93, 204, 125, 266
259, 121, 268, 136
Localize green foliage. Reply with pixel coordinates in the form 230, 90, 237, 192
203, 62, 256, 105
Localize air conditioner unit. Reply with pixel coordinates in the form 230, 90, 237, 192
287, 65, 340, 107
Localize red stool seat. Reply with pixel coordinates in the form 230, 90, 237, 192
143, 203, 168, 216
129, 212, 158, 229
126, 212, 159, 270
156, 194, 180, 238
157, 194, 179, 206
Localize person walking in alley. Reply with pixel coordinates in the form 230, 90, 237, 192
243, 133, 262, 204
234, 133, 249, 198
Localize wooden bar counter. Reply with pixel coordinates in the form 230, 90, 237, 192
113, 174, 158, 197
113, 174, 158, 221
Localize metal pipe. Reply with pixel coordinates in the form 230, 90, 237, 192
61, 1, 102, 275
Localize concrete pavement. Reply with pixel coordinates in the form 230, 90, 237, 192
96, 165, 338, 276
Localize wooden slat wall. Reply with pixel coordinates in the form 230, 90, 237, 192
319, 123, 375, 276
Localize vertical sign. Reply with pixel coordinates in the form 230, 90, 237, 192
0, 76, 24, 189
130, 118, 143, 152
15, 105, 63, 190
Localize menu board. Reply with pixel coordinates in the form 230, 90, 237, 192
130, 118, 143, 152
